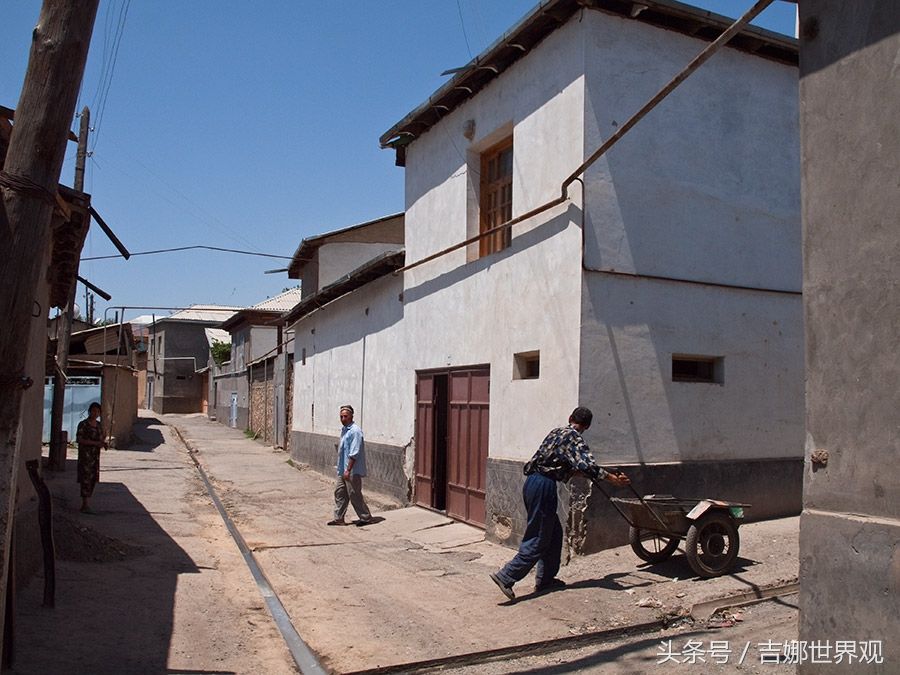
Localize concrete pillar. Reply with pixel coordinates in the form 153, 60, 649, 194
798, 2, 900, 672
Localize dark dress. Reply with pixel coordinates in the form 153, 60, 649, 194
76, 419, 103, 498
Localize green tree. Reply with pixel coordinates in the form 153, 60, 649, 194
210, 339, 231, 366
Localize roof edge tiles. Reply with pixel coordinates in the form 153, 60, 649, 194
379, 0, 798, 153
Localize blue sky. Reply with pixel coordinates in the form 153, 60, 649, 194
1, 1, 796, 321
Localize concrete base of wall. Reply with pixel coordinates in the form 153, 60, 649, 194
798, 510, 899, 674
290, 431, 410, 505
486, 457, 803, 554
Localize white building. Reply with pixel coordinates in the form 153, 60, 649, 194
287, 0, 801, 552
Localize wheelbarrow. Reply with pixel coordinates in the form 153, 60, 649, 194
591, 476, 750, 578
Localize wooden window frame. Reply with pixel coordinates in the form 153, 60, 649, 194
479, 137, 513, 257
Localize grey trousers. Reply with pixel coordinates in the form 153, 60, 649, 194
334, 474, 372, 521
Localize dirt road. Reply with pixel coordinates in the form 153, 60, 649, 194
11, 414, 297, 674
10, 412, 803, 674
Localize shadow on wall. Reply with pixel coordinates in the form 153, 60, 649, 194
303, 272, 406, 354
12, 466, 197, 672
402, 204, 576, 306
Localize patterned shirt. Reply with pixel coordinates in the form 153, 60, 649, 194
523, 425, 609, 482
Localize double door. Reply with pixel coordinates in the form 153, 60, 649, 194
415, 367, 489, 527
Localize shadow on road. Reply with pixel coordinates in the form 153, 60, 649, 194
10, 468, 198, 674
127, 415, 166, 452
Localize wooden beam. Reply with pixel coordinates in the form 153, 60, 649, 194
0, 0, 99, 658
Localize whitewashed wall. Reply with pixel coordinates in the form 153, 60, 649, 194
581, 12, 800, 287
400, 18, 589, 461
291, 273, 407, 445
578, 11, 802, 463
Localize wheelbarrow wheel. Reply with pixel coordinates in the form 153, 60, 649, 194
685, 511, 740, 578
629, 526, 679, 564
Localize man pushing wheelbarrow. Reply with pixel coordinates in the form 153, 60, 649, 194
489, 406, 630, 601
490, 406, 750, 601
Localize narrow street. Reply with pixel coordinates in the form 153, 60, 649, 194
11, 414, 297, 674
12, 412, 801, 674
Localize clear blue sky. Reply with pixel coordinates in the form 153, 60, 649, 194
1, 1, 796, 321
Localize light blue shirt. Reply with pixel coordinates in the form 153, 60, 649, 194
337, 422, 366, 476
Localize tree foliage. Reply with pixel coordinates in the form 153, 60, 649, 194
210, 339, 231, 366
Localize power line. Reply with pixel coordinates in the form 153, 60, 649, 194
91, 0, 131, 151
456, 0, 473, 59
95, 139, 266, 255
81, 245, 293, 261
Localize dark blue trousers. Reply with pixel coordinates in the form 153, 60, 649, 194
496, 473, 562, 587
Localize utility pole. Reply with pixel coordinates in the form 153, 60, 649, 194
0, 0, 99, 658
48, 107, 89, 471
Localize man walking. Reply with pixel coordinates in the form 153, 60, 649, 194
327, 405, 374, 527
490, 407, 630, 600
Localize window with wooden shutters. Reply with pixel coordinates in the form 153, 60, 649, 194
479, 138, 513, 257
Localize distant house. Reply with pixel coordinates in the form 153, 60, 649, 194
147, 306, 239, 414
286, 0, 801, 552
44, 322, 139, 446
211, 289, 302, 444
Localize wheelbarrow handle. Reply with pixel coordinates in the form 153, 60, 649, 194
591, 472, 672, 533
589, 475, 637, 527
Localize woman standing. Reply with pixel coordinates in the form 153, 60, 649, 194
75, 402, 106, 513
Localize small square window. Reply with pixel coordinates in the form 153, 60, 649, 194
672, 355, 723, 384
513, 351, 540, 380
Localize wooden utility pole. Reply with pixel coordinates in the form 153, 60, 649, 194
48, 107, 90, 471
0, 0, 99, 656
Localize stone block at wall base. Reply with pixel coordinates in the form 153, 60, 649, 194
486, 457, 803, 554
291, 430, 411, 505
798, 510, 900, 675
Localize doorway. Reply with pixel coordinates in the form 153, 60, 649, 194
415, 366, 489, 527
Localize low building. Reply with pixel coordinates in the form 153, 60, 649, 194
147, 306, 238, 414
211, 289, 302, 447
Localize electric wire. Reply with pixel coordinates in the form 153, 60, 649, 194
455, 0, 473, 59
96, 138, 266, 255
91, 0, 131, 152
81, 245, 293, 261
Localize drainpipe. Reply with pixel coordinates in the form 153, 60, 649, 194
263, 357, 268, 443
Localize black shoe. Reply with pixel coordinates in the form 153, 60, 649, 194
490, 573, 516, 601
326, 519, 348, 526
354, 518, 374, 527
535, 578, 567, 594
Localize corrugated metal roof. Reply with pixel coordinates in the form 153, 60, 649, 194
204, 328, 230, 346
252, 287, 303, 311
164, 305, 241, 323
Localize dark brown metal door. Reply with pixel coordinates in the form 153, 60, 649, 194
446, 368, 489, 526
414, 374, 436, 508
